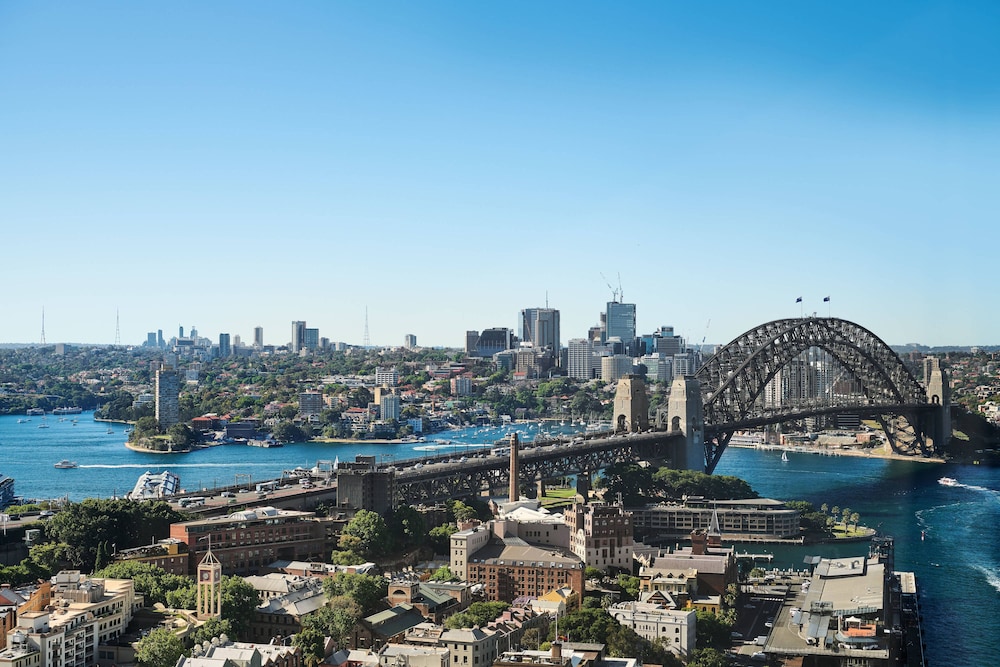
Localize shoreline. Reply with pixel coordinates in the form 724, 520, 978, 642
728, 442, 946, 464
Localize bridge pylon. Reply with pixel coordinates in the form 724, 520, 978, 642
658, 375, 705, 472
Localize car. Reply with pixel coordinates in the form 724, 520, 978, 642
221, 491, 236, 498
764, 621, 774, 628
750, 652, 767, 662
39, 510, 55, 518
730, 631, 743, 639
238, 489, 249, 493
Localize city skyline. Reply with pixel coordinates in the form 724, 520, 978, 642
3, 2, 1000, 348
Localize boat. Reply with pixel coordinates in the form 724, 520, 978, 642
106, 427, 114, 434
52, 406, 83, 415
781, 450, 789, 462
54, 460, 78, 469
38, 423, 49, 429
26, 408, 45, 416
126, 471, 180, 500
938, 477, 959, 487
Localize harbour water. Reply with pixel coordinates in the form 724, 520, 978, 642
0, 412, 997, 663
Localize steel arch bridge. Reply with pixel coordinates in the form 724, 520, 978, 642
693, 317, 942, 473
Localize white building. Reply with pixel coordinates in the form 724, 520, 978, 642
608, 601, 696, 658
0, 572, 136, 667
375, 367, 400, 387
566, 339, 593, 381
601, 355, 634, 383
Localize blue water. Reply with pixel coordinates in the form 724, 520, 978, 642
0, 413, 996, 663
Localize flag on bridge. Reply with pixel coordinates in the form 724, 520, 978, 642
823, 296, 830, 302
795, 297, 802, 303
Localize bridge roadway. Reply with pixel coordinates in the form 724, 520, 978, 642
392, 429, 683, 505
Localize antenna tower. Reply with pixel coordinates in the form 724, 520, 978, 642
40, 307, 46, 345
115, 308, 121, 346
363, 307, 371, 349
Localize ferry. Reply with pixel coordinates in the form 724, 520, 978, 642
54, 460, 79, 469
938, 477, 960, 487
52, 407, 83, 415
126, 471, 180, 500
26, 408, 45, 416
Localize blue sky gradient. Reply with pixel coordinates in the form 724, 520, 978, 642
2, 2, 998, 348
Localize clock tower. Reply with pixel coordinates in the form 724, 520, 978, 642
197, 544, 222, 619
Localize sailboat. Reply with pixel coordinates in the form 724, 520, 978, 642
781, 450, 789, 462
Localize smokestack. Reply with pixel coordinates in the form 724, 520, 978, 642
509, 432, 519, 502
550, 641, 562, 662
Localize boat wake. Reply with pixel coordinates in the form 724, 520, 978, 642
80, 462, 282, 469
973, 564, 1000, 595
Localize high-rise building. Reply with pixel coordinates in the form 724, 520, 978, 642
606, 302, 637, 352
519, 308, 561, 352
157, 329, 164, 348
601, 354, 634, 382
155, 364, 181, 429
146, 332, 157, 347
475, 328, 515, 357
404, 334, 417, 350
299, 391, 324, 417
304, 327, 320, 350
218, 333, 231, 358
567, 338, 594, 380
375, 367, 399, 387
291, 321, 307, 353
380, 393, 401, 421
465, 331, 480, 356
253, 326, 264, 348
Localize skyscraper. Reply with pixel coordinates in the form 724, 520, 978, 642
218, 333, 231, 358
519, 307, 561, 352
567, 338, 594, 380
155, 364, 181, 429
253, 326, 264, 349
291, 321, 306, 353
606, 302, 637, 352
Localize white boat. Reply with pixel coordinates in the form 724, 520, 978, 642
938, 477, 959, 487
54, 460, 78, 469
38, 423, 49, 429
126, 471, 181, 500
781, 450, 789, 462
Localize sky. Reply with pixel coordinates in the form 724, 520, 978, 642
2, 2, 999, 349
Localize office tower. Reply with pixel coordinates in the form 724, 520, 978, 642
218, 333, 231, 358
157, 329, 164, 348
253, 326, 263, 348
155, 364, 181, 429
304, 327, 320, 350
179, 326, 185, 338
465, 331, 480, 356
475, 328, 514, 357
520, 307, 561, 352
291, 321, 306, 353
606, 302, 637, 350
601, 354, 634, 382
146, 332, 157, 347
404, 334, 417, 350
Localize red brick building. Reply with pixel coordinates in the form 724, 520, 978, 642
168, 506, 332, 575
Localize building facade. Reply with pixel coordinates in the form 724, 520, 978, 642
564, 503, 633, 572
154, 364, 180, 429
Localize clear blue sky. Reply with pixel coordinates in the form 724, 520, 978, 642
2, 2, 999, 348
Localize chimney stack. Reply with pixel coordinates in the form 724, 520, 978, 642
508, 432, 519, 502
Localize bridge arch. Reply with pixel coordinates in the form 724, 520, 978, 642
693, 317, 932, 469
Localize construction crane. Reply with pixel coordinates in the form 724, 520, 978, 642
600, 272, 623, 303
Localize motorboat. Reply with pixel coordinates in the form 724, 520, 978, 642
54, 460, 79, 469
938, 477, 959, 487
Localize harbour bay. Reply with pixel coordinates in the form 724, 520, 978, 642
0, 411, 997, 664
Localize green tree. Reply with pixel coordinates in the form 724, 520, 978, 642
429, 566, 455, 582
688, 648, 730, 667
390, 505, 427, 550
340, 510, 390, 557
450, 500, 479, 523
321, 572, 387, 614
694, 609, 733, 650
221, 575, 261, 640
192, 617, 234, 645
428, 524, 457, 554
445, 601, 509, 629
302, 596, 364, 648
135, 628, 185, 667
292, 626, 327, 667
93, 561, 192, 607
